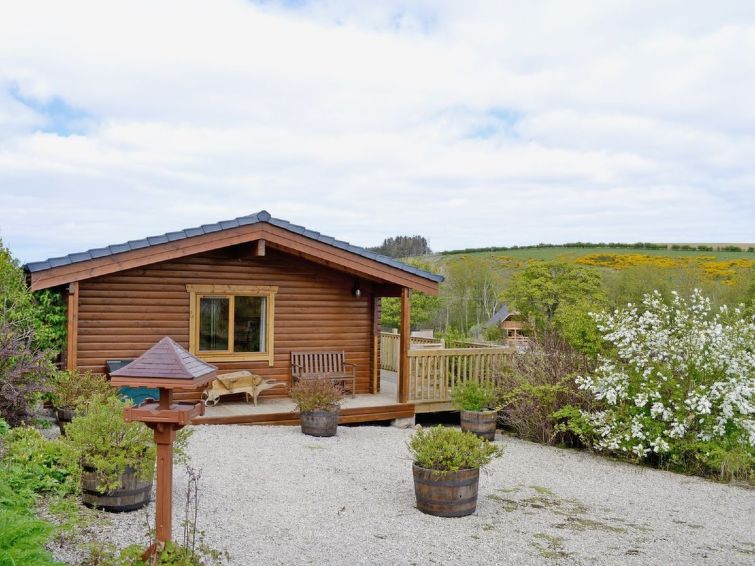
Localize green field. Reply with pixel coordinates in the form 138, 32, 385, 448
437, 246, 755, 262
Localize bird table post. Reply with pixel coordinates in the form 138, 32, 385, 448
109, 337, 217, 550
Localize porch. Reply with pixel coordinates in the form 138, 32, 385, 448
192, 328, 513, 425
192, 370, 413, 425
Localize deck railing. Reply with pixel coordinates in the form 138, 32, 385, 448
408, 347, 511, 404
379, 332, 444, 371
443, 339, 492, 349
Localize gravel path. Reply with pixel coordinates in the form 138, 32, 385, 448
53, 425, 754, 565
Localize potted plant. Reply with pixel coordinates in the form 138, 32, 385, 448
451, 380, 498, 440
50, 369, 115, 435
289, 379, 344, 437
408, 425, 501, 517
64, 395, 155, 512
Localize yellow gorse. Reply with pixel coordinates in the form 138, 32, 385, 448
574, 253, 755, 284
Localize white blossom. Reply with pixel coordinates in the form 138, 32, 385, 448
577, 290, 755, 460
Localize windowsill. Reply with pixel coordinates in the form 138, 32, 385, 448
195, 352, 273, 365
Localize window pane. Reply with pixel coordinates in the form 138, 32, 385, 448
199, 297, 229, 351
234, 296, 265, 353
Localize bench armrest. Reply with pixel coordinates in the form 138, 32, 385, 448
342, 362, 357, 376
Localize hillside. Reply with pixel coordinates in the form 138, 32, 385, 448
438, 244, 755, 261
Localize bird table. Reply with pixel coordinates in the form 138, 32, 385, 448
109, 336, 217, 549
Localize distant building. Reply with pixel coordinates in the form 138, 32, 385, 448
485, 305, 529, 349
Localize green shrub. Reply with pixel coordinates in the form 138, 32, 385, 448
50, 369, 116, 410
0, 509, 59, 565
450, 380, 497, 412
289, 379, 343, 413
498, 334, 595, 445
64, 396, 155, 492
2, 427, 80, 497
483, 325, 504, 342
408, 426, 501, 473
0, 422, 63, 566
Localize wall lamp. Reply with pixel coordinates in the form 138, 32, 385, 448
351, 280, 362, 298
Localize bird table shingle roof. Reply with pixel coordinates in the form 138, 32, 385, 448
24, 210, 443, 284
110, 337, 217, 388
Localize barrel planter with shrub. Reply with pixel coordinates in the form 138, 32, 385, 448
50, 369, 116, 435
290, 379, 344, 437
64, 395, 157, 512
55, 407, 75, 436
408, 426, 501, 518
451, 381, 498, 441
81, 465, 152, 512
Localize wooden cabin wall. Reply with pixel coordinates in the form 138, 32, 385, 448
75, 248, 375, 401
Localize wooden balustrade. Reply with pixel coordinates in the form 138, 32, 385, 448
444, 339, 493, 349
379, 332, 444, 371
407, 347, 511, 404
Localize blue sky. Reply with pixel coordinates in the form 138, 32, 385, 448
0, 0, 753, 263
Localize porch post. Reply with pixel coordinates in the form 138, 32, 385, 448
398, 287, 411, 403
66, 281, 79, 370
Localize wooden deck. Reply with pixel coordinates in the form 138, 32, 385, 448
192, 374, 414, 425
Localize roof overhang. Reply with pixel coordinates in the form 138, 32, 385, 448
25, 213, 442, 296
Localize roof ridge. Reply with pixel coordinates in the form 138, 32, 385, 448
23, 211, 443, 283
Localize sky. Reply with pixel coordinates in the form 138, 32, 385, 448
1, 0, 754, 263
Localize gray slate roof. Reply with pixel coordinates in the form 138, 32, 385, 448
24, 210, 443, 283
484, 304, 511, 327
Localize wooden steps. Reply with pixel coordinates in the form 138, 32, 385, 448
192, 403, 415, 426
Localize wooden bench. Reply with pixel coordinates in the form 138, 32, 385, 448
290, 351, 356, 397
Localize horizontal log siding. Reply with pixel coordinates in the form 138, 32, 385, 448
76, 249, 373, 401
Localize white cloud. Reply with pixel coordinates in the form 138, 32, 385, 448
0, 0, 753, 262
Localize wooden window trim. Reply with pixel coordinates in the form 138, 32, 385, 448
187, 284, 277, 365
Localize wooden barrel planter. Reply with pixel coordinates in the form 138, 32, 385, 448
56, 407, 75, 436
300, 410, 339, 437
413, 464, 480, 517
81, 466, 152, 512
460, 410, 497, 441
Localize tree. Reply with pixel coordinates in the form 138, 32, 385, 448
369, 235, 431, 258
379, 259, 442, 329
504, 261, 606, 354
0, 241, 66, 353
439, 255, 506, 333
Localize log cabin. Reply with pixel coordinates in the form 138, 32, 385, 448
24, 211, 443, 424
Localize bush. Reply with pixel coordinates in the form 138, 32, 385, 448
289, 379, 343, 413
2, 427, 80, 497
50, 369, 116, 410
408, 426, 501, 473
450, 380, 497, 412
0, 318, 51, 426
64, 395, 155, 492
0, 419, 62, 566
0, 509, 58, 565
497, 334, 595, 445
576, 290, 755, 482
482, 325, 504, 342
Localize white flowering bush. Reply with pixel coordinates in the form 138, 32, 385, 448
576, 290, 755, 480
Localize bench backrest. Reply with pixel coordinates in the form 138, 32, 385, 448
291, 351, 346, 377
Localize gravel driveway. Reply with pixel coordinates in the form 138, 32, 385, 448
56, 425, 754, 565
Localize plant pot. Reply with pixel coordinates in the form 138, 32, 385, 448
56, 407, 75, 436
460, 410, 497, 441
412, 463, 480, 517
300, 409, 339, 437
81, 465, 152, 512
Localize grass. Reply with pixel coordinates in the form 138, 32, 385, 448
531, 533, 570, 559
436, 246, 755, 261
